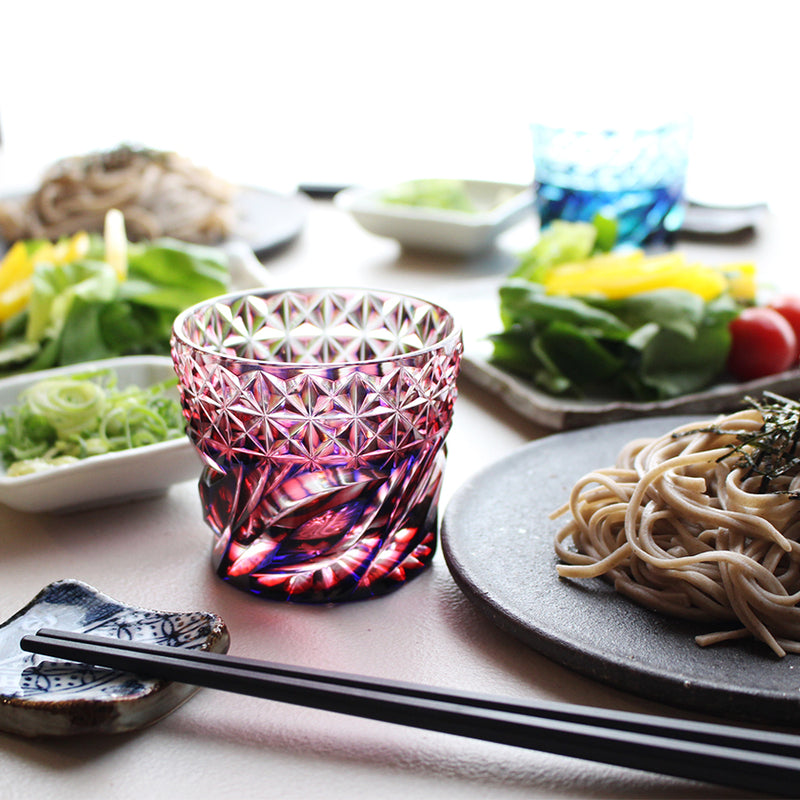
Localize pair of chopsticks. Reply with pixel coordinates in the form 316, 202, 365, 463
21, 629, 800, 797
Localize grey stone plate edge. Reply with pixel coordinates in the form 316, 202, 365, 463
441, 415, 800, 728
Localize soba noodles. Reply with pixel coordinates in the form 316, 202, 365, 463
0, 145, 236, 244
553, 403, 800, 657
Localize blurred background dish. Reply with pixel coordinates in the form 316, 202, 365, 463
336, 179, 532, 255
0, 187, 307, 262
0, 145, 308, 260
231, 186, 308, 258
0, 146, 236, 245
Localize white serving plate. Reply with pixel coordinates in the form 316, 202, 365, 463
0, 356, 200, 513
335, 180, 533, 255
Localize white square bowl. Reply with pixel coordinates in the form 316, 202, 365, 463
0, 356, 200, 513
335, 180, 533, 255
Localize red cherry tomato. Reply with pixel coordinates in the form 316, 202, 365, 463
727, 307, 798, 381
768, 295, 800, 356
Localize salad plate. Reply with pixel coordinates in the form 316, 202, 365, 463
462, 342, 800, 430
442, 414, 800, 727
335, 180, 533, 255
0, 579, 229, 736
0, 356, 201, 513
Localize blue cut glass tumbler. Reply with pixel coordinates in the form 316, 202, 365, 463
532, 118, 691, 246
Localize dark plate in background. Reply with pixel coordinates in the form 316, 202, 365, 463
232, 186, 307, 258
441, 414, 800, 727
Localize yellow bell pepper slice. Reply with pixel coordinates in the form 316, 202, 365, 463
50, 231, 90, 265
542, 250, 748, 302
0, 242, 38, 321
0, 232, 92, 323
0, 241, 34, 294
716, 261, 756, 303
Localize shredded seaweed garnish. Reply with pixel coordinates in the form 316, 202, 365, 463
674, 392, 800, 496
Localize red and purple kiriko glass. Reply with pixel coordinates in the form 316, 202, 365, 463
171, 288, 462, 603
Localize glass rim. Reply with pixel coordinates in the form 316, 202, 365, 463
171, 286, 463, 368
529, 109, 693, 137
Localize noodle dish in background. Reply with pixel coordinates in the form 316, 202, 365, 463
0, 146, 235, 245
0, 145, 308, 259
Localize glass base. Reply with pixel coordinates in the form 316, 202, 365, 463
203, 452, 444, 603
535, 181, 684, 246
214, 527, 436, 603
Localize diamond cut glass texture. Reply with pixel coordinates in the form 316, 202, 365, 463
172, 289, 462, 603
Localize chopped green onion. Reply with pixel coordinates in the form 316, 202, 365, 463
0, 368, 185, 476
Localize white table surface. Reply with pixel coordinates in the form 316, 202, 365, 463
1, 198, 796, 800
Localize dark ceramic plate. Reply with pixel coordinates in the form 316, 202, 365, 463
441, 414, 800, 727
232, 186, 307, 258
0, 580, 229, 737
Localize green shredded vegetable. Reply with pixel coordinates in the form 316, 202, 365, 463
0, 368, 185, 476
381, 179, 477, 212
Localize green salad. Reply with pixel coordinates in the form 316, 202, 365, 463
381, 179, 476, 213
0, 219, 230, 378
0, 369, 185, 476
490, 219, 751, 400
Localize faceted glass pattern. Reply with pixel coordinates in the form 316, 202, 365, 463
171, 288, 462, 603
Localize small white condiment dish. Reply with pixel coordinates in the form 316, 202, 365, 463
335, 179, 533, 255
0, 356, 199, 513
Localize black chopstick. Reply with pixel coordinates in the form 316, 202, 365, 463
24, 627, 800, 759
20, 629, 800, 796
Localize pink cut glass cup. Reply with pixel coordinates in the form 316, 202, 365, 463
171, 288, 463, 603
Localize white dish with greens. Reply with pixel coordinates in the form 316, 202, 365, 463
336, 179, 533, 255
0, 356, 199, 513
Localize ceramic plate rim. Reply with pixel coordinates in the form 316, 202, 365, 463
462, 343, 800, 431
441, 414, 800, 727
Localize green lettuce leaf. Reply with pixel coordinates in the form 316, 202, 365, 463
637, 322, 733, 397
26, 259, 118, 344
499, 281, 631, 339
510, 221, 597, 282
490, 222, 743, 400
601, 289, 707, 340
0, 236, 231, 378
